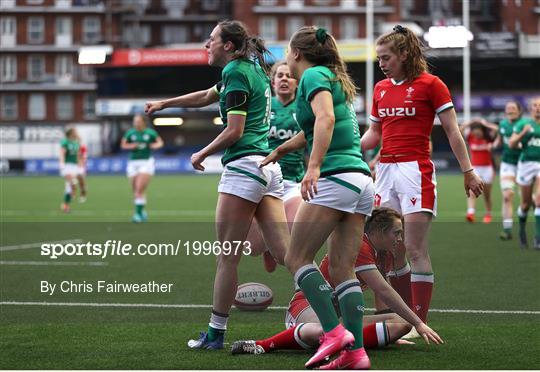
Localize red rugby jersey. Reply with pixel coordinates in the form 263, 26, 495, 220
319, 235, 393, 291
370, 72, 453, 161
467, 134, 493, 166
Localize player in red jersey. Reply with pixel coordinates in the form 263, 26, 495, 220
231, 208, 443, 356
461, 119, 498, 223
361, 25, 483, 329
75, 133, 88, 203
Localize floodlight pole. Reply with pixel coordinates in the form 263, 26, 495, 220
366, 0, 374, 126
463, 0, 471, 122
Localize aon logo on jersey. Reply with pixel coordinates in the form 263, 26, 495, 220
268, 126, 298, 140
527, 137, 540, 147
378, 107, 416, 117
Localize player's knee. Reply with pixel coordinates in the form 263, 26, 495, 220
406, 248, 428, 266
284, 251, 306, 275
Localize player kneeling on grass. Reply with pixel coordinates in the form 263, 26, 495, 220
232, 208, 443, 358
120, 114, 164, 223
59, 127, 81, 213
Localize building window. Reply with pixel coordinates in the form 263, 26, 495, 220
0, 17, 16, 46
340, 0, 356, 8
313, 16, 332, 33
55, 55, 73, 83
27, 17, 44, 44
56, 93, 73, 120
55, 17, 73, 46
80, 65, 96, 82
161, 25, 188, 44
27, 0, 44, 4
29, 93, 46, 120
122, 25, 151, 47
286, 17, 304, 39
83, 93, 96, 119
0, 55, 17, 82
162, 0, 188, 17
259, 0, 277, 5
341, 16, 358, 39
0, 0, 16, 8
1, 94, 18, 120
259, 17, 278, 41
201, 0, 219, 10
55, 0, 72, 7
27, 55, 45, 82
287, 0, 303, 8
313, 0, 331, 5
82, 16, 101, 44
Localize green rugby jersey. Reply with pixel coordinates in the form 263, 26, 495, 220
295, 66, 370, 176
216, 59, 271, 165
514, 119, 540, 162
499, 118, 524, 165
268, 96, 305, 182
123, 128, 158, 160
60, 138, 79, 164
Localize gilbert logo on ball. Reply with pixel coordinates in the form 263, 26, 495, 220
234, 282, 273, 311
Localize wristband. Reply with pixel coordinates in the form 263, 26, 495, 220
463, 168, 474, 174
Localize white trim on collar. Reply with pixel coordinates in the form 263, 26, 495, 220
391, 78, 405, 86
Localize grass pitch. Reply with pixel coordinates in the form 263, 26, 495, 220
1, 174, 539, 369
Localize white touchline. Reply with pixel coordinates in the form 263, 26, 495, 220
0, 301, 538, 315
0, 261, 107, 266
0, 239, 84, 252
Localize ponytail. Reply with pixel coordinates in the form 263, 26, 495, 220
218, 20, 272, 75
290, 26, 357, 103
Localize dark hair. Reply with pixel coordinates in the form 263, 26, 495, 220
376, 25, 428, 82
290, 26, 357, 103
365, 208, 403, 235
506, 100, 523, 116
218, 20, 271, 74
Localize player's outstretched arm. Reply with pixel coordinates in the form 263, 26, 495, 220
260, 131, 307, 168
439, 108, 484, 197
145, 86, 220, 114
361, 269, 444, 345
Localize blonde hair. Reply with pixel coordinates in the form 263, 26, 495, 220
290, 26, 357, 103
376, 25, 428, 82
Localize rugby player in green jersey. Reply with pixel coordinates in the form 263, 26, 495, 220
262, 27, 375, 369
490, 101, 525, 240
59, 127, 81, 213
145, 21, 290, 350
246, 61, 305, 273
509, 97, 540, 249
120, 114, 163, 223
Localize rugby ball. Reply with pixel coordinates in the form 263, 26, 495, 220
234, 282, 273, 311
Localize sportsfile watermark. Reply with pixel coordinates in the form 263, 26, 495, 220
40, 240, 253, 260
